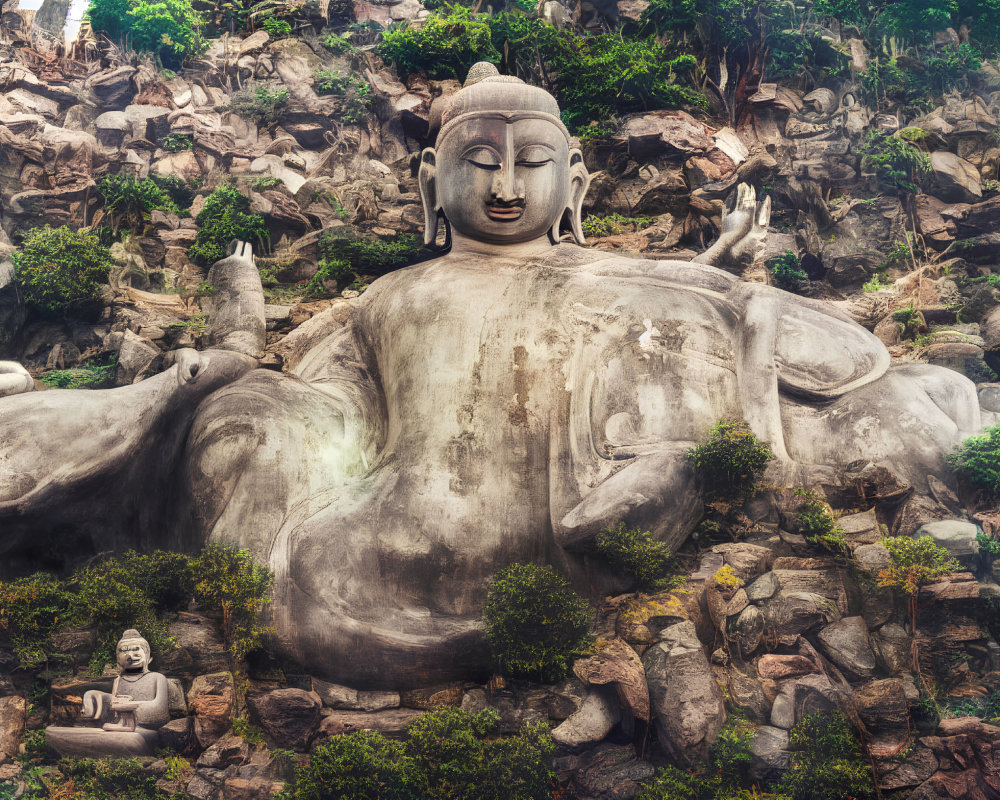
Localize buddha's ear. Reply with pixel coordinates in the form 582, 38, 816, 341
566, 148, 591, 245
418, 148, 439, 247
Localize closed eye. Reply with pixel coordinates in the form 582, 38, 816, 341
462, 146, 501, 170
515, 146, 553, 167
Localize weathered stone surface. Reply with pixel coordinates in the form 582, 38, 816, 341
878, 744, 938, 790
731, 604, 765, 658
750, 725, 789, 775
642, 621, 725, 764
873, 623, 911, 674
817, 617, 876, 678
551, 689, 621, 749
563, 744, 655, 800
928, 151, 982, 203
197, 732, 250, 769
623, 111, 712, 158
315, 708, 423, 737
769, 674, 840, 730
247, 689, 321, 751
311, 679, 400, 712
157, 717, 191, 752
573, 638, 649, 722
711, 543, 771, 582
745, 571, 779, 602
756, 654, 819, 680
916, 519, 980, 568
853, 679, 909, 730
188, 672, 235, 749
0, 696, 26, 761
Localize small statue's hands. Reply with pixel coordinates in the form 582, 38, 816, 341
81, 690, 103, 720
718, 183, 757, 240
0, 361, 34, 397
110, 695, 137, 711
175, 349, 207, 386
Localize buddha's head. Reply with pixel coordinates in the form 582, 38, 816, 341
116, 629, 151, 674
419, 63, 590, 246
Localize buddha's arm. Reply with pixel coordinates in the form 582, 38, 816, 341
131, 674, 170, 728
82, 690, 113, 721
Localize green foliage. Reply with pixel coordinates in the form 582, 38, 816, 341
12, 225, 113, 319
149, 172, 198, 210
793, 491, 848, 557
686, 420, 773, 499
596, 523, 683, 591
767, 250, 809, 293
0, 574, 74, 668
949, 422, 1000, 495
254, 177, 283, 190
193, 544, 274, 661
160, 133, 193, 152
318, 231, 428, 277
483, 563, 593, 682
708, 715, 755, 787
859, 130, 930, 193
305, 258, 353, 296
878, 536, 961, 596
232, 716, 264, 745
98, 175, 176, 232
581, 214, 654, 237
880, 0, 958, 42
260, 13, 291, 36
779, 711, 875, 800
322, 32, 355, 54
224, 84, 290, 125
312, 70, 372, 124
862, 273, 889, 292
977, 531, 1000, 557
188, 185, 268, 267
286, 707, 555, 800
377, 6, 499, 81
40, 355, 117, 390
637, 766, 715, 800
88, 0, 206, 68
60, 756, 178, 800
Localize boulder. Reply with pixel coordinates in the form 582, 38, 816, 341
188, 672, 235, 749
853, 678, 909, 730
315, 708, 423, 738
769, 674, 840, 730
878, 744, 939, 790
310, 680, 400, 712
730, 604, 765, 658
572, 637, 649, 722
623, 111, 712, 159
745, 571, 779, 602
928, 151, 982, 204
0, 696, 26, 761
551, 689, 621, 749
563, 743, 655, 800
197, 732, 250, 769
247, 689, 322, 751
916, 519, 980, 568
116, 330, 161, 385
750, 725, 790, 776
86, 67, 137, 110
756, 654, 820, 681
853, 543, 890, 575
157, 717, 192, 752
711, 543, 771, 582
759, 589, 841, 644
160, 613, 228, 679
642, 621, 725, 764
816, 617, 877, 679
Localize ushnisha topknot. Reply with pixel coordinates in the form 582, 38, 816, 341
435, 61, 570, 144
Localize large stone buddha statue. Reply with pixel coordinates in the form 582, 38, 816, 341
0, 65, 987, 687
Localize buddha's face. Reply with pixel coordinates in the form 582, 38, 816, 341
116, 640, 149, 672
435, 113, 571, 244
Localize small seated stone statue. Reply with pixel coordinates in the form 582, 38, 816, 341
47, 630, 169, 757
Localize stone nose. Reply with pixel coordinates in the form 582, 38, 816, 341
490, 165, 524, 203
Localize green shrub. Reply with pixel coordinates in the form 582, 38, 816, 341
149, 172, 199, 210
483, 563, 593, 682
708, 715, 755, 787
859, 130, 931, 194
60, 756, 177, 800
224, 84, 290, 126
260, 13, 291, 36
581, 214, 654, 238
794, 491, 849, 557
305, 258, 353, 296
188, 185, 268, 266
0, 574, 74, 668
377, 6, 499, 81
287, 707, 555, 800
878, 536, 961, 597
12, 225, 113, 319
596, 523, 683, 591
98, 175, 176, 233
88, 0, 207, 68
686, 420, 772, 499
312, 69, 371, 124
192, 544, 274, 661
232, 716, 264, 745
254, 176, 283, 191
160, 133, 193, 151
779, 711, 875, 800
317, 231, 429, 276
322, 32, 355, 54
767, 251, 809, 293
949, 422, 1000, 496
637, 766, 715, 800
40, 355, 117, 389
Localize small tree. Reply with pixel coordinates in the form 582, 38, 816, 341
878, 536, 960, 673
12, 225, 113, 319
948, 422, 1000, 497
686, 420, 772, 499
483, 563, 593, 682
98, 175, 176, 233
193, 544, 274, 660
779, 711, 875, 800
596, 524, 683, 591
188, 185, 267, 267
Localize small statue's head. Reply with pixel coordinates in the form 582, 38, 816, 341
419, 62, 591, 247
116, 629, 151, 674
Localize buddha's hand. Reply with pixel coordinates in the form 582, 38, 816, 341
81, 690, 104, 719
0, 361, 33, 397
110, 697, 139, 711
175, 349, 207, 386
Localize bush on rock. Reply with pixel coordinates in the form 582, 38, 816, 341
483, 563, 593, 682
949, 422, 1000, 496
87, 0, 206, 68
12, 225, 113, 319
597, 523, 684, 591
686, 420, 772, 499
778, 711, 874, 800
188, 185, 268, 267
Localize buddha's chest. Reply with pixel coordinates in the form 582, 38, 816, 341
113, 674, 158, 702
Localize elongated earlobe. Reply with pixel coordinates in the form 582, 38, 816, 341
567, 149, 591, 244
418, 148, 440, 247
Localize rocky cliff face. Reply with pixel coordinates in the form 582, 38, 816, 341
2, 2, 1000, 800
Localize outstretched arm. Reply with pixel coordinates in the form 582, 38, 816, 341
692, 184, 771, 269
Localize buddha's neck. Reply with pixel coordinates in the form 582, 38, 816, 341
448, 232, 557, 259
